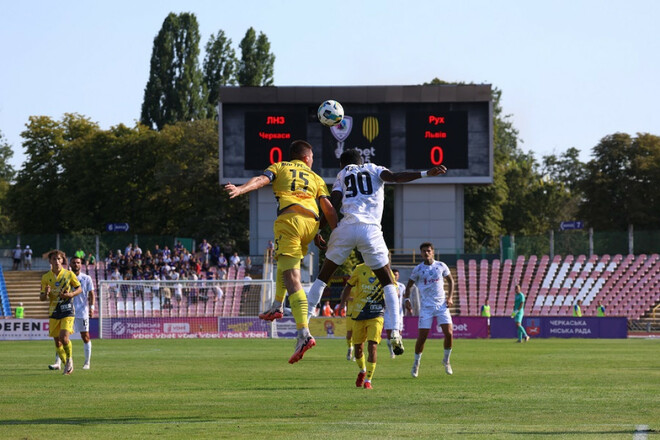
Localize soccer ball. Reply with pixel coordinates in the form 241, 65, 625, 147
317, 100, 344, 127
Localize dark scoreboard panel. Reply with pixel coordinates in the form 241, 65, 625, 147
244, 111, 307, 170
219, 85, 492, 184
405, 110, 468, 169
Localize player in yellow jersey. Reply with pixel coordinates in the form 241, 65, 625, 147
40, 250, 82, 375
225, 140, 338, 364
341, 284, 356, 361
340, 263, 393, 389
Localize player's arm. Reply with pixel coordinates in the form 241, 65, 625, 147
380, 165, 448, 183
224, 175, 270, 199
40, 283, 50, 302
403, 279, 415, 314
61, 284, 83, 299
339, 282, 354, 309
319, 197, 338, 230
445, 273, 455, 307
89, 289, 96, 315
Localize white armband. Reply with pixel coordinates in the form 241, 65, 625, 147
420, 171, 428, 178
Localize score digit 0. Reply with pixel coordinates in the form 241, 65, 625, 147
430, 146, 444, 166
269, 146, 283, 164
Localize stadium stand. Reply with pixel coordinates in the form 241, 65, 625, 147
456, 254, 660, 320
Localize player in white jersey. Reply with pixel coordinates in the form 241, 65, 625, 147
405, 242, 455, 378
307, 149, 447, 355
50, 256, 96, 370
384, 269, 406, 358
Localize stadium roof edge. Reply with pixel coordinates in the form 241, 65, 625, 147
217, 84, 492, 104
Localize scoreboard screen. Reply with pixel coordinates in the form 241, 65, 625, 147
244, 111, 307, 170
405, 110, 468, 169
219, 85, 492, 184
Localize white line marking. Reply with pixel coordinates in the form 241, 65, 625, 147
633, 424, 649, 440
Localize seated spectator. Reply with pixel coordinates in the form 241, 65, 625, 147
229, 252, 241, 269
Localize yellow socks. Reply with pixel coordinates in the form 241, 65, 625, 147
63, 341, 73, 361
288, 289, 309, 330
366, 361, 377, 381
356, 354, 366, 371
56, 345, 67, 364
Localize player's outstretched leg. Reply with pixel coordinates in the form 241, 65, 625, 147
289, 333, 316, 364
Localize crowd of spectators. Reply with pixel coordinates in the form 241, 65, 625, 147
100, 241, 249, 285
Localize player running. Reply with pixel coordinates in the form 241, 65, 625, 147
341, 263, 392, 389
306, 149, 447, 355
405, 242, 455, 378
225, 140, 338, 364
40, 250, 82, 375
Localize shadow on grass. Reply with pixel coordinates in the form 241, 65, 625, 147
1, 416, 213, 426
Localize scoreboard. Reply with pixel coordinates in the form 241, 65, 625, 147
219, 85, 492, 184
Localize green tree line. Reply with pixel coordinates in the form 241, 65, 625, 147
0, 12, 658, 255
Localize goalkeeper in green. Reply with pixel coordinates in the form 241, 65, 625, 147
511, 284, 530, 343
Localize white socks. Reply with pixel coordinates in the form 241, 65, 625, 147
443, 348, 452, 364
307, 279, 326, 319
84, 341, 92, 364
383, 284, 400, 330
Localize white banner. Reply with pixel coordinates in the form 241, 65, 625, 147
0, 319, 51, 340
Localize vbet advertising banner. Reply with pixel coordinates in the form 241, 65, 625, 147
2, 316, 626, 340
284, 316, 489, 339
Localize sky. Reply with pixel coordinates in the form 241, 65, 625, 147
1, 0, 658, 171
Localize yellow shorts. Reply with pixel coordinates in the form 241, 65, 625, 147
273, 212, 319, 261
352, 317, 383, 345
345, 316, 354, 332
49, 317, 75, 338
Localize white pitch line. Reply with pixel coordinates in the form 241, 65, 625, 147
633, 424, 649, 440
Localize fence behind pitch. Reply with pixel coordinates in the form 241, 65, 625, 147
98, 279, 274, 339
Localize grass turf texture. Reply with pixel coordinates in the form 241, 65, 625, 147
1, 338, 658, 439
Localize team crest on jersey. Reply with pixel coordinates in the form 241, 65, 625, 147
368, 276, 376, 283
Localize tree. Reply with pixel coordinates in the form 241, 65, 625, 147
203, 30, 237, 117
140, 12, 207, 130
579, 133, 660, 230
236, 27, 275, 86
7, 114, 98, 232
0, 131, 15, 232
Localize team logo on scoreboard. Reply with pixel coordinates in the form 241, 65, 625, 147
330, 116, 353, 158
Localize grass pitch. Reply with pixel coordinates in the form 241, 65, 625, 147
1, 338, 658, 439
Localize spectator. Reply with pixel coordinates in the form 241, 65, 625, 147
23, 245, 33, 270
322, 300, 334, 317
86, 252, 96, 272
210, 242, 221, 266
229, 252, 241, 269
245, 256, 252, 272
12, 245, 22, 270
74, 247, 86, 263
199, 239, 211, 265
596, 300, 606, 317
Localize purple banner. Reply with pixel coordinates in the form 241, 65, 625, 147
105, 317, 218, 339
400, 316, 489, 339
490, 316, 628, 339
217, 317, 269, 338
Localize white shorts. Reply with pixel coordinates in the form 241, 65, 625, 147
418, 303, 452, 329
383, 310, 404, 331
325, 222, 389, 270
74, 317, 89, 333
